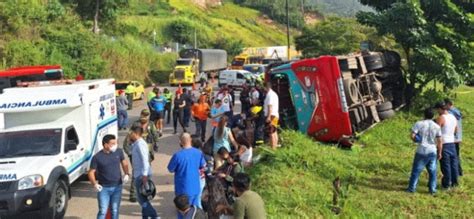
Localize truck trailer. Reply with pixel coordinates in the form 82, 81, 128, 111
169, 49, 227, 85
0, 79, 117, 218
267, 51, 405, 145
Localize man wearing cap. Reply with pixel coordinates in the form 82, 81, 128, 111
150, 90, 167, 136
435, 101, 459, 189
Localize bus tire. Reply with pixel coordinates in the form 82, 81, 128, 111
378, 109, 395, 120
344, 79, 359, 105
376, 101, 393, 112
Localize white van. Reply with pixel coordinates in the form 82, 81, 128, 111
218, 70, 254, 89
0, 79, 117, 218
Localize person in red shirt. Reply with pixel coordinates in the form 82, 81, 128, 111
192, 94, 210, 142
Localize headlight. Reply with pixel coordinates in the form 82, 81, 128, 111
18, 175, 44, 190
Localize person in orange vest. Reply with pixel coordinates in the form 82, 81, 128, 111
191, 94, 210, 142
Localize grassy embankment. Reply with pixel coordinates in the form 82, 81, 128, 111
250, 86, 473, 218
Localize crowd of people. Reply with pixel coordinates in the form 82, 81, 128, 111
89, 81, 280, 219
407, 98, 463, 194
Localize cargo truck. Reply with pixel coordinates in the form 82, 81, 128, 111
0, 79, 117, 218
267, 51, 405, 146
169, 49, 227, 86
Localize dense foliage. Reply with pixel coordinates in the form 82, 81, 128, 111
234, 0, 372, 29
357, 0, 474, 99
294, 16, 396, 57
0, 0, 289, 83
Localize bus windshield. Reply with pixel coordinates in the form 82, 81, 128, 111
176, 60, 193, 66
232, 59, 245, 66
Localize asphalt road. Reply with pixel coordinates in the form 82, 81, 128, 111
65, 85, 240, 219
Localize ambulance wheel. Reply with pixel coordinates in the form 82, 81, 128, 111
45, 180, 68, 219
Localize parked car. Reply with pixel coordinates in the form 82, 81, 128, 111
218, 70, 254, 89
115, 80, 145, 100
243, 64, 266, 76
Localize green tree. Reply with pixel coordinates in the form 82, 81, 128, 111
166, 18, 194, 44
64, 0, 128, 34
211, 37, 244, 61
295, 17, 377, 57
357, 0, 474, 100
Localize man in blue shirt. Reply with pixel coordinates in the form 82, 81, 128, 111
150, 90, 167, 136
445, 98, 463, 176
130, 126, 160, 219
168, 133, 206, 212
88, 135, 130, 219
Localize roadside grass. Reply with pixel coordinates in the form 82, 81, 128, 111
249, 86, 474, 218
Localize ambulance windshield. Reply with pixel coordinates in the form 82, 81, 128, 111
0, 129, 62, 158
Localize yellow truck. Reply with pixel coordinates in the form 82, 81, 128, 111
169, 49, 227, 86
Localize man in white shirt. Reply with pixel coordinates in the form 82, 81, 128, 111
263, 82, 279, 149
435, 101, 459, 189
250, 86, 260, 105
407, 108, 442, 194
216, 88, 234, 126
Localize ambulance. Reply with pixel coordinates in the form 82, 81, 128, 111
0, 79, 117, 218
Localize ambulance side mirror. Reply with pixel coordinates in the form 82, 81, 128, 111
66, 140, 78, 151
65, 126, 80, 153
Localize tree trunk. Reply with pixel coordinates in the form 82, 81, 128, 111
403, 46, 416, 107
93, 0, 100, 34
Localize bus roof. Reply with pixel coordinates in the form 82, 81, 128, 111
0, 65, 62, 77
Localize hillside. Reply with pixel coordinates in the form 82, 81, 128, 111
123, 0, 288, 47
0, 0, 288, 83
249, 86, 473, 217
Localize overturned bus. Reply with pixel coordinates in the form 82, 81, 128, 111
267, 51, 405, 145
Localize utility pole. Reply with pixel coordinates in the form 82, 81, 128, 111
194, 29, 197, 49
286, 0, 291, 60
153, 29, 157, 48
